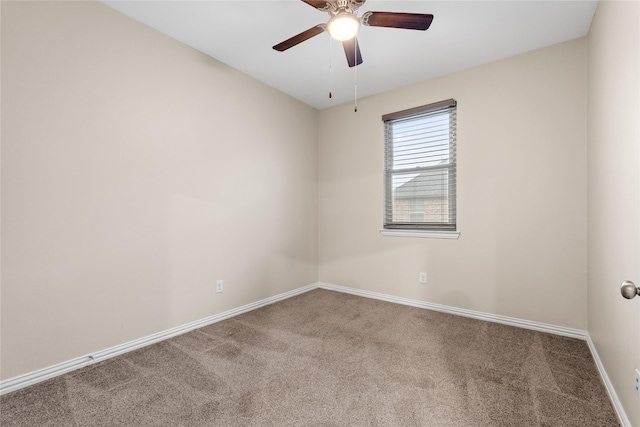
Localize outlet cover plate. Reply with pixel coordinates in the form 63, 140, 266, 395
216, 280, 223, 293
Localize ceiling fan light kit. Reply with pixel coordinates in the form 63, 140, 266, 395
327, 12, 360, 41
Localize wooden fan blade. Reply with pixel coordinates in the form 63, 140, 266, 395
301, 0, 329, 11
342, 37, 363, 67
273, 25, 325, 52
361, 11, 434, 31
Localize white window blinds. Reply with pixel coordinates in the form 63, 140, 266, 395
383, 99, 457, 231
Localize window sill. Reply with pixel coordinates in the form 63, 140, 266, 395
379, 229, 460, 239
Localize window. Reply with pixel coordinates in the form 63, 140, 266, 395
382, 99, 458, 238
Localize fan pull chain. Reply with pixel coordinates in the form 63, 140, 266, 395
328, 36, 333, 99
354, 50, 358, 112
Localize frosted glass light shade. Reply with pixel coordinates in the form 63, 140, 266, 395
327, 13, 360, 41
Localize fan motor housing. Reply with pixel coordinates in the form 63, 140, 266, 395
328, 0, 366, 16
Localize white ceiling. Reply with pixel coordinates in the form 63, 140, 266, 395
101, 0, 598, 110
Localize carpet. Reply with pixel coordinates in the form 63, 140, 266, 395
0, 289, 620, 426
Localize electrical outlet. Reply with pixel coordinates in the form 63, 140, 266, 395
216, 280, 223, 293
635, 369, 639, 397
419, 272, 427, 284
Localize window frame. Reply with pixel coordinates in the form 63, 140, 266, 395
380, 99, 459, 239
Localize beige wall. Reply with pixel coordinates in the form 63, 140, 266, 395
1, 1, 319, 380
319, 38, 588, 329
587, 1, 640, 425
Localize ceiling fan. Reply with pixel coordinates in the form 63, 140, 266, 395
273, 0, 434, 67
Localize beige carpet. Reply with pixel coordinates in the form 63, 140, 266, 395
1, 289, 620, 426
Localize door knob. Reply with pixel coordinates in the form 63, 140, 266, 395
620, 280, 640, 299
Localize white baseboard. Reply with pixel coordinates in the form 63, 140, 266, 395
0, 283, 318, 396
585, 335, 632, 427
1, 280, 630, 426
318, 282, 587, 339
